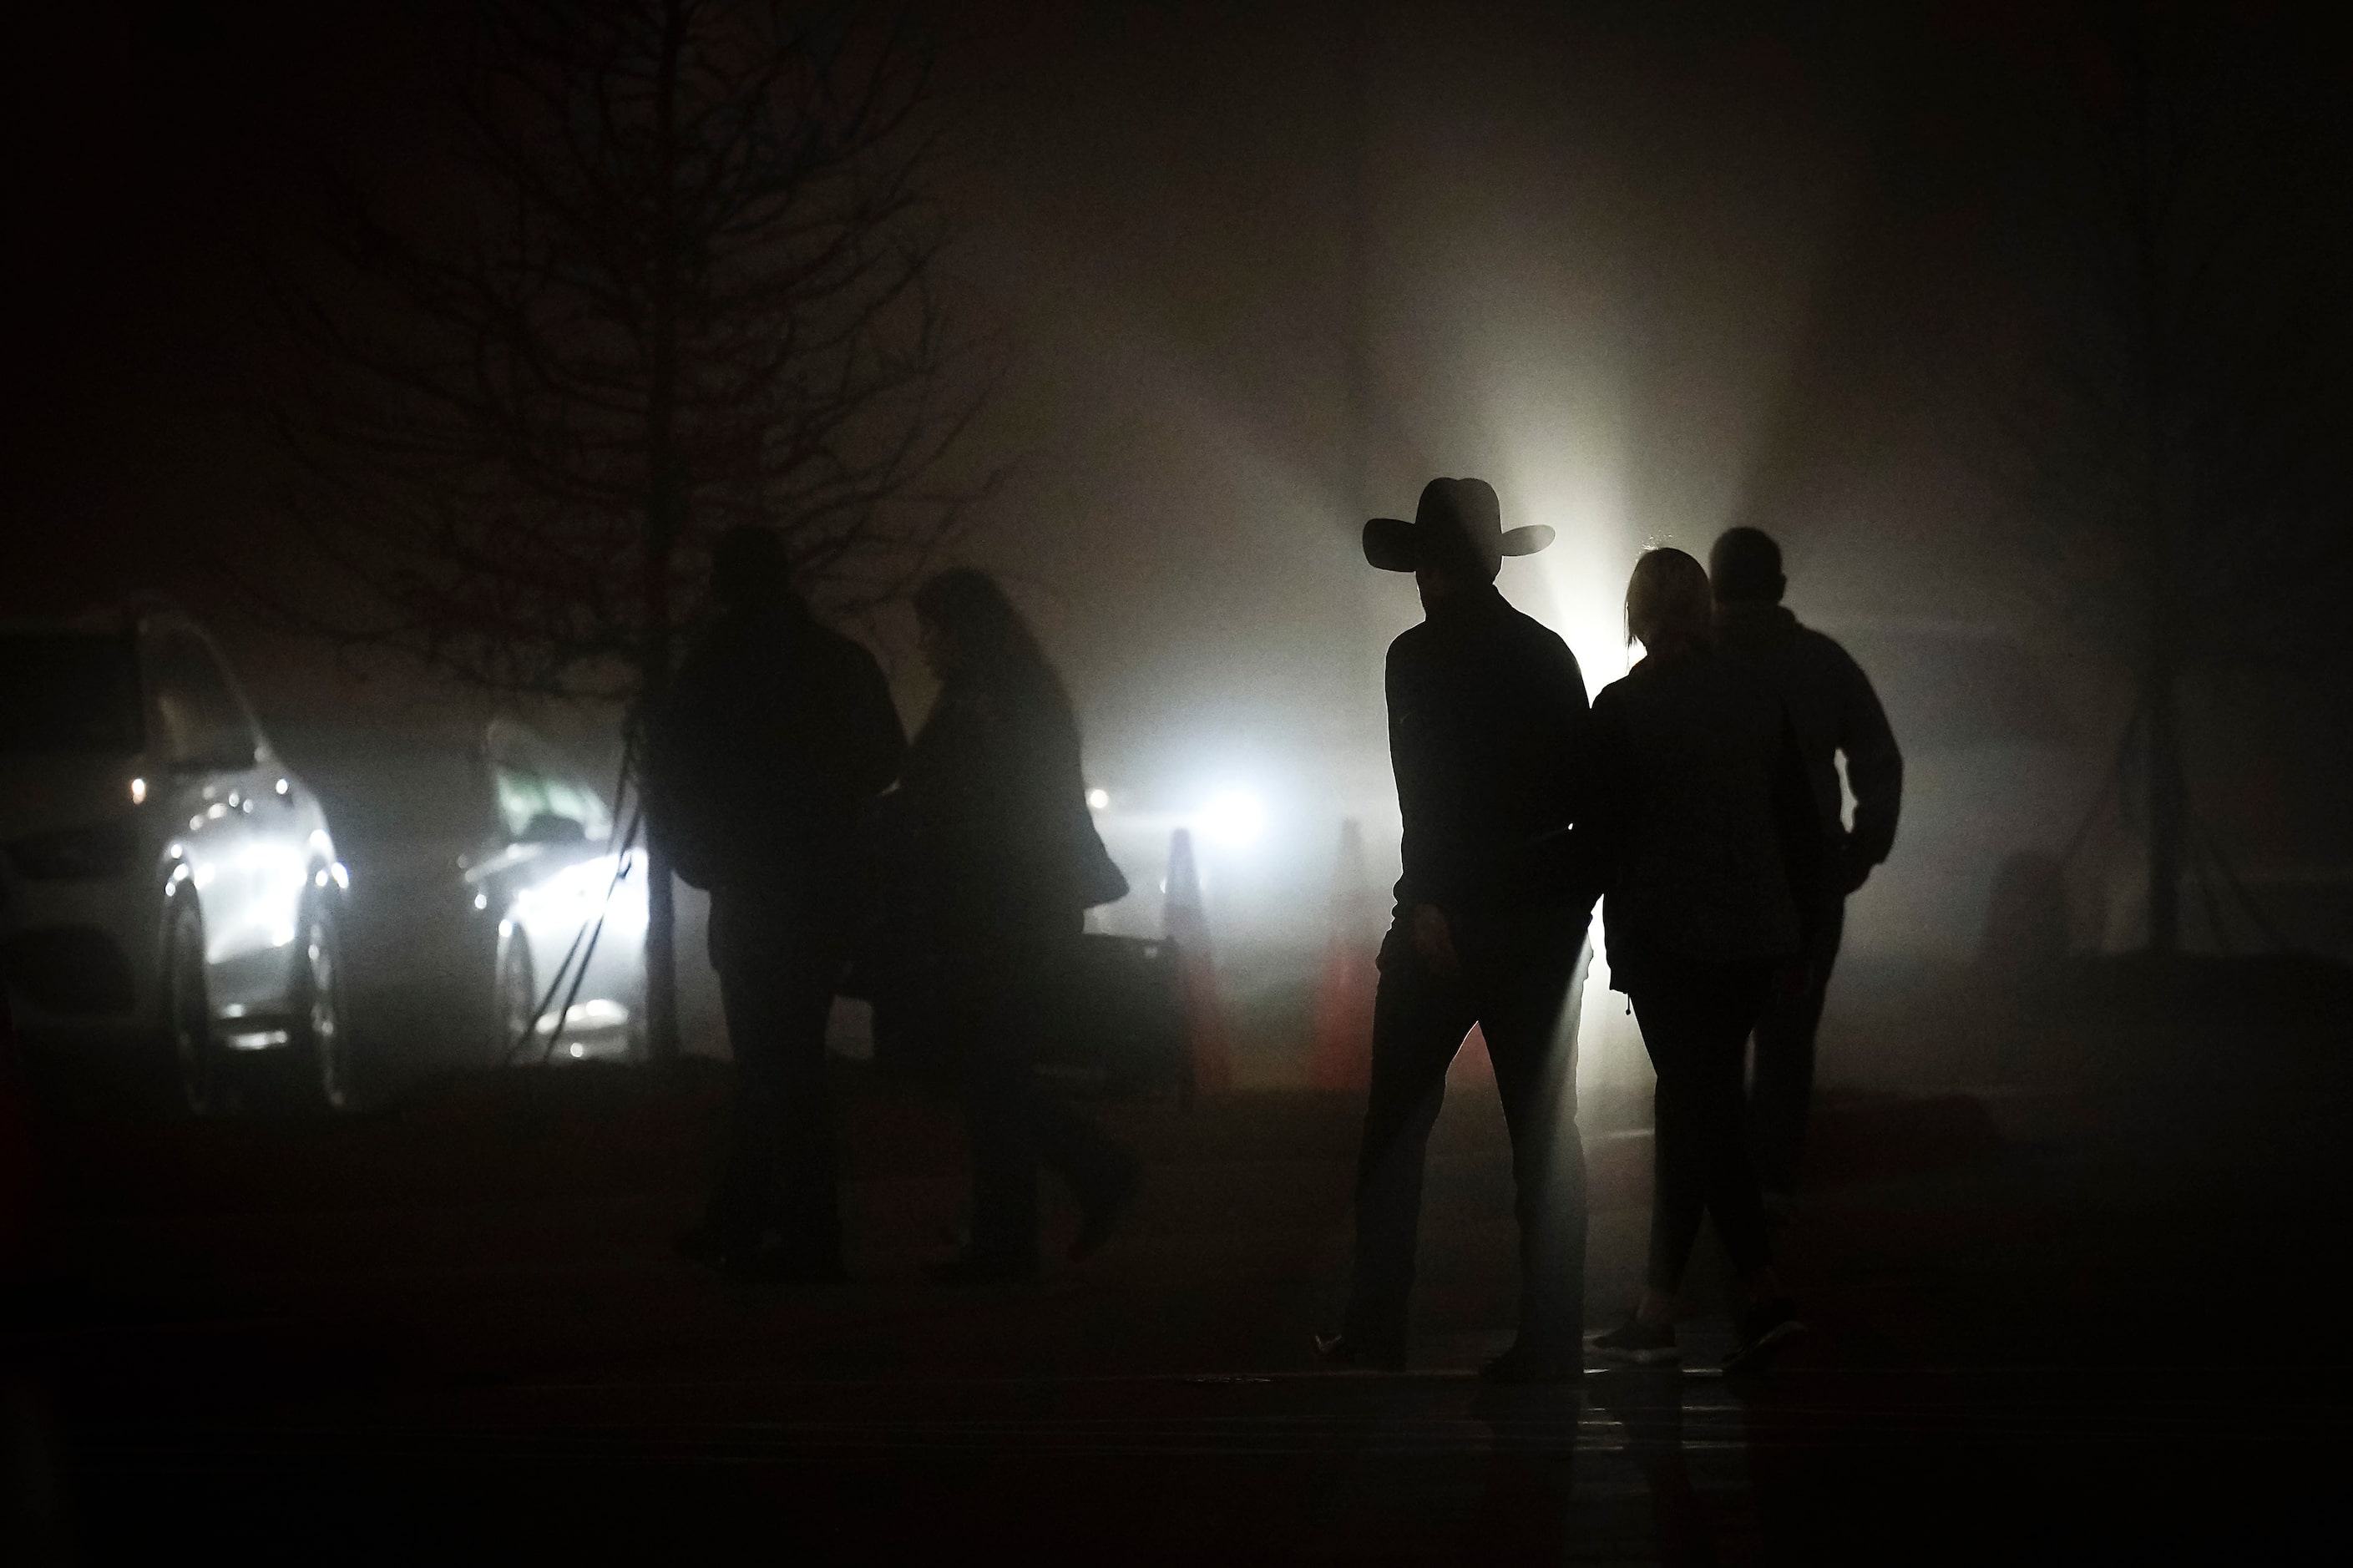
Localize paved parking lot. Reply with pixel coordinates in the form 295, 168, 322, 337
8, 957, 2350, 1562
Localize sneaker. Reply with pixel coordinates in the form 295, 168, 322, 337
1478, 1343, 1578, 1384
1588, 1311, 1680, 1365
1313, 1330, 1407, 1373
1721, 1298, 1806, 1374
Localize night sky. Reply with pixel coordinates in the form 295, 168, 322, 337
6, 1, 2345, 857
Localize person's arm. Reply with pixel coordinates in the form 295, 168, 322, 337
843, 643, 909, 799
1387, 643, 1430, 912
1561, 686, 1632, 923
1523, 639, 1594, 908
1771, 704, 1829, 941
635, 650, 716, 886
1835, 646, 1903, 888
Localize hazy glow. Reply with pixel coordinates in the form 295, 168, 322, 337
1199, 790, 1267, 847
129, 776, 146, 805
1086, 787, 1111, 811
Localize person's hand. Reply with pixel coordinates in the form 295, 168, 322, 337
1411, 903, 1461, 979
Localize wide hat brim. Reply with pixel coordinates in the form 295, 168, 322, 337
1364, 477, 1553, 574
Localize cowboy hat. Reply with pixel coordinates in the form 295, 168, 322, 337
1363, 477, 1555, 578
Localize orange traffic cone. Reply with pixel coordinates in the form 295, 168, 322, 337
1164, 827, 1233, 1095
1308, 818, 1379, 1090
1447, 1023, 1495, 1089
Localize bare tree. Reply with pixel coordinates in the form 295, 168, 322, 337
1991, 2, 2352, 954
271, 0, 994, 1055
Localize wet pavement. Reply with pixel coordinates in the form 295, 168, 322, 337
8, 957, 2351, 1562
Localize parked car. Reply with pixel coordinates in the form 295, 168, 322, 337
273, 718, 647, 1070
0, 607, 348, 1112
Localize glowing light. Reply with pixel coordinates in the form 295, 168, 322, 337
129, 776, 147, 805
1085, 787, 1111, 811
274, 777, 290, 797
569, 1042, 586, 1060
330, 862, 350, 890
1199, 790, 1266, 847
314, 868, 329, 888
473, 891, 488, 910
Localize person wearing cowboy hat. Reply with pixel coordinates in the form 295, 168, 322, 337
1317, 477, 1594, 1383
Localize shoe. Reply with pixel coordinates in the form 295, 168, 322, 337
928, 1248, 1041, 1286
1721, 1299, 1805, 1374
1588, 1311, 1680, 1365
1478, 1343, 1578, 1384
1313, 1330, 1407, 1373
1070, 1157, 1143, 1262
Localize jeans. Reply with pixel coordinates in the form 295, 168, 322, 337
1630, 957, 1774, 1292
705, 888, 845, 1267
1343, 908, 1589, 1358
943, 928, 1135, 1263
1748, 896, 1845, 1192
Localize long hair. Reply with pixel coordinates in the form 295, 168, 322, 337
1625, 547, 1714, 655
913, 569, 1075, 727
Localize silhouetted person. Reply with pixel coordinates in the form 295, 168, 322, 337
1584, 548, 1819, 1373
645, 525, 905, 1282
1709, 527, 1901, 1204
895, 569, 1138, 1283
1319, 478, 1591, 1383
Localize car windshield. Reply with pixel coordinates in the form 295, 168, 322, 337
0, 634, 144, 755
286, 740, 493, 847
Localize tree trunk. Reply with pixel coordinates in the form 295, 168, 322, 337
2143, 626, 2185, 956
638, 0, 689, 1063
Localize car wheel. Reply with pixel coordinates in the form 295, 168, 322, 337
493, 929, 537, 1067
162, 899, 217, 1116
292, 903, 352, 1112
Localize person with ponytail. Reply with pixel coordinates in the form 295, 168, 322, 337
897, 569, 1139, 1283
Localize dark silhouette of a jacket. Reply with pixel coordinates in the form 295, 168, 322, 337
644, 603, 905, 894
894, 667, 1116, 943
1386, 584, 1590, 915
1714, 603, 1902, 876
1576, 650, 1823, 992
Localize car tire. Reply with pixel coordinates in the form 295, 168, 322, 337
493, 928, 538, 1068
160, 898, 217, 1116
249, 899, 352, 1115
291, 901, 352, 1112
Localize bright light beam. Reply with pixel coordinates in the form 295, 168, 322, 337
1199, 790, 1267, 848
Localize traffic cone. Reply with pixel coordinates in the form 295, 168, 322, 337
1308, 818, 1379, 1090
1164, 827, 1233, 1095
1447, 1024, 1495, 1089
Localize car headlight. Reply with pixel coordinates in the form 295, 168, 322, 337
10, 820, 140, 880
